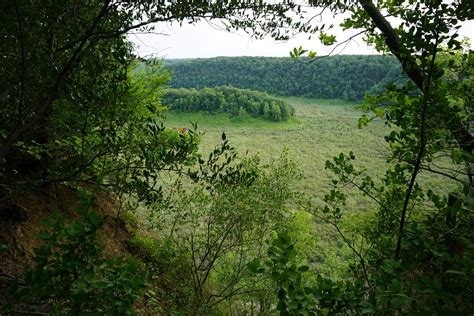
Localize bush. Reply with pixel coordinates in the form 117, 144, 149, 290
17, 189, 148, 314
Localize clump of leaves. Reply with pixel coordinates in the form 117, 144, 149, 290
248, 232, 317, 315
16, 189, 148, 314
249, 232, 368, 315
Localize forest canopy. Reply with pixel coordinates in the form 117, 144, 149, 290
163, 56, 404, 100
161, 86, 295, 121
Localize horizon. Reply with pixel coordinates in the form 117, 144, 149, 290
129, 18, 474, 59
158, 53, 389, 60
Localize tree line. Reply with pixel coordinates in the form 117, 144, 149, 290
161, 86, 295, 121
163, 55, 405, 101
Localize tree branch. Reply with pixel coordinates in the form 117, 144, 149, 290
394, 30, 441, 259
359, 0, 473, 155
358, 0, 424, 92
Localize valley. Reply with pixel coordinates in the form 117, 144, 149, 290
163, 97, 454, 209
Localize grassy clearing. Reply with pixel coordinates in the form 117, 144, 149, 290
162, 97, 456, 210
161, 96, 458, 279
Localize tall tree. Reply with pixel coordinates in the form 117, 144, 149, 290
240, 1, 473, 313
0, 0, 299, 168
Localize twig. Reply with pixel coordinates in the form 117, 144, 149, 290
420, 165, 466, 184
308, 29, 368, 63
394, 27, 441, 259
308, 208, 371, 287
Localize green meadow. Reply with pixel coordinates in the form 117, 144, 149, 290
163, 97, 456, 210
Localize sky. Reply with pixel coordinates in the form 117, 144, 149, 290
128, 14, 474, 59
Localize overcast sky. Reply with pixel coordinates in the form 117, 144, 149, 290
128, 17, 474, 59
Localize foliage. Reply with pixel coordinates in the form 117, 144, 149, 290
249, 232, 367, 315
2, 0, 473, 314
0, 2, 304, 313
310, 143, 474, 313
16, 189, 148, 314
145, 139, 301, 313
234, 0, 473, 314
248, 232, 318, 315
0, 0, 301, 197
164, 56, 403, 101
161, 86, 295, 121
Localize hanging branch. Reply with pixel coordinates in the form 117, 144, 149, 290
358, 0, 424, 92
359, 0, 473, 155
394, 29, 441, 259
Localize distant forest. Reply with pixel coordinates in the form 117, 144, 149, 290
162, 86, 294, 121
163, 55, 405, 101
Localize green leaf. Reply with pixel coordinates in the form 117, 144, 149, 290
290, 46, 307, 58
247, 259, 262, 273
319, 32, 337, 45
0, 244, 8, 253
308, 51, 317, 58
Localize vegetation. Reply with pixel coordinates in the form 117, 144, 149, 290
0, 0, 300, 312
162, 86, 295, 121
1, 0, 472, 314
163, 98, 389, 205
255, 0, 474, 314
143, 143, 300, 314
16, 190, 148, 314
164, 55, 404, 100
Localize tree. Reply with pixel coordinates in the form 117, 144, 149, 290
230, 0, 473, 313
270, 102, 282, 121
262, 103, 271, 119
144, 141, 300, 313
165, 55, 401, 99
161, 86, 294, 121
324, 0, 473, 256
237, 105, 247, 117
0, 0, 301, 182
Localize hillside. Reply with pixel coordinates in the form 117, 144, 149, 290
163, 55, 404, 100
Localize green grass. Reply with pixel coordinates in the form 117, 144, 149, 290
163, 111, 300, 130
161, 96, 458, 280
162, 97, 456, 210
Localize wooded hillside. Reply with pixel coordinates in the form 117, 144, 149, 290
164, 55, 404, 100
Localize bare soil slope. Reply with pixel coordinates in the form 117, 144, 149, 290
0, 185, 133, 305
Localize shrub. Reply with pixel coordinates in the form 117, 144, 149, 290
17, 189, 148, 314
